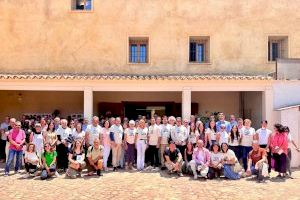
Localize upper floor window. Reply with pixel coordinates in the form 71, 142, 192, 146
189, 36, 210, 63
71, 0, 92, 11
129, 37, 149, 63
268, 36, 288, 62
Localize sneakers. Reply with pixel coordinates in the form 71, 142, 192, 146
23, 173, 30, 179
178, 172, 183, 177
55, 171, 60, 177
4, 173, 9, 177
194, 174, 198, 180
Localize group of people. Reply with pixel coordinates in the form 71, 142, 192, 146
0, 112, 299, 181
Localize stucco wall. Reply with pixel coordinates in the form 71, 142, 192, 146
1, 1, 300, 75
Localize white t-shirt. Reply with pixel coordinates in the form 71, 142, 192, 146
171, 125, 188, 145
136, 127, 148, 141
56, 126, 72, 141
229, 134, 240, 146
256, 128, 272, 145
240, 127, 255, 147
188, 131, 199, 144
222, 149, 237, 162
218, 131, 229, 145
32, 133, 44, 154
125, 128, 136, 144
210, 152, 223, 166
86, 124, 102, 145
72, 130, 86, 141
109, 124, 124, 144
25, 151, 39, 163
206, 128, 217, 141
148, 124, 160, 146
160, 124, 171, 145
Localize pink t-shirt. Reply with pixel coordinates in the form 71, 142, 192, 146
9, 128, 25, 151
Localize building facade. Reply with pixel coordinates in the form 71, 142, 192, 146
0, 1, 299, 136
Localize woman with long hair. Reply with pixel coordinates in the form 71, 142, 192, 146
182, 141, 194, 174
101, 120, 111, 171
229, 125, 241, 161
196, 121, 207, 148
205, 120, 217, 147
66, 139, 86, 179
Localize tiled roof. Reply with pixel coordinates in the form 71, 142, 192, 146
0, 73, 273, 80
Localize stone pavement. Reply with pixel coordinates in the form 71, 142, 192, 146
0, 167, 300, 200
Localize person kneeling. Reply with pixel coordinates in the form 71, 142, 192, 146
66, 139, 86, 179
23, 143, 39, 178
41, 143, 59, 180
164, 142, 183, 177
190, 140, 210, 180
246, 140, 268, 182
86, 138, 104, 176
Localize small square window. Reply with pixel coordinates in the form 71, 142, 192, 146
268, 36, 288, 62
129, 37, 149, 64
71, 0, 92, 11
189, 36, 210, 63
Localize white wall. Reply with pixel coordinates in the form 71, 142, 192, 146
273, 81, 300, 109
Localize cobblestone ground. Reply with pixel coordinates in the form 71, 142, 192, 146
0, 165, 300, 200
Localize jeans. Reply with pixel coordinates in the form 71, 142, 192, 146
41, 164, 56, 180
5, 149, 23, 173
126, 143, 135, 164
241, 146, 252, 170
136, 140, 147, 170
223, 164, 240, 180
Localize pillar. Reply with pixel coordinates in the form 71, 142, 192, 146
262, 86, 274, 129
182, 87, 191, 121
84, 87, 93, 123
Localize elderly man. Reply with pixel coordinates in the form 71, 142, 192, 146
5, 121, 26, 176
86, 138, 104, 176
55, 119, 72, 171
164, 142, 183, 177
247, 140, 268, 182
109, 117, 123, 171
171, 117, 188, 157
190, 139, 210, 179
85, 116, 102, 148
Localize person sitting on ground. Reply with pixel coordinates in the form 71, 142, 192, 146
208, 143, 223, 179
86, 138, 104, 176
221, 143, 241, 180
40, 143, 59, 180
190, 139, 210, 179
66, 139, 86, 179
164, 141, 183, 177
246, 140, 268, 182
23, 143, 39, 178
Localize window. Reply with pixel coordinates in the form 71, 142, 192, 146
189, 36, 210, 63
129, 37, 149, 63
268, 36, 288, 62
71, 0, 92, 11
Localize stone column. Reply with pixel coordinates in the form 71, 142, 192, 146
182, 88, 191, 120
262, 86, 274, 129
84, 87, 93, 123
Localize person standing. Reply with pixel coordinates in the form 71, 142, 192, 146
216, 112, 231, 133
109, 117, 123, 171
240, 119, 255, 170
0, 116, 9, 162
284, 126, 300, 176
124, 120, 136, 170
100, 120, 111, 171
5, 121, 26, 176
135, 119, 148, 171
171, 117, 188, 157
159, 116, 171, 170
55, 119, 72, 171
255, 120, 272, 174
85, 116, 101, 148
147, 117, 161, 170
